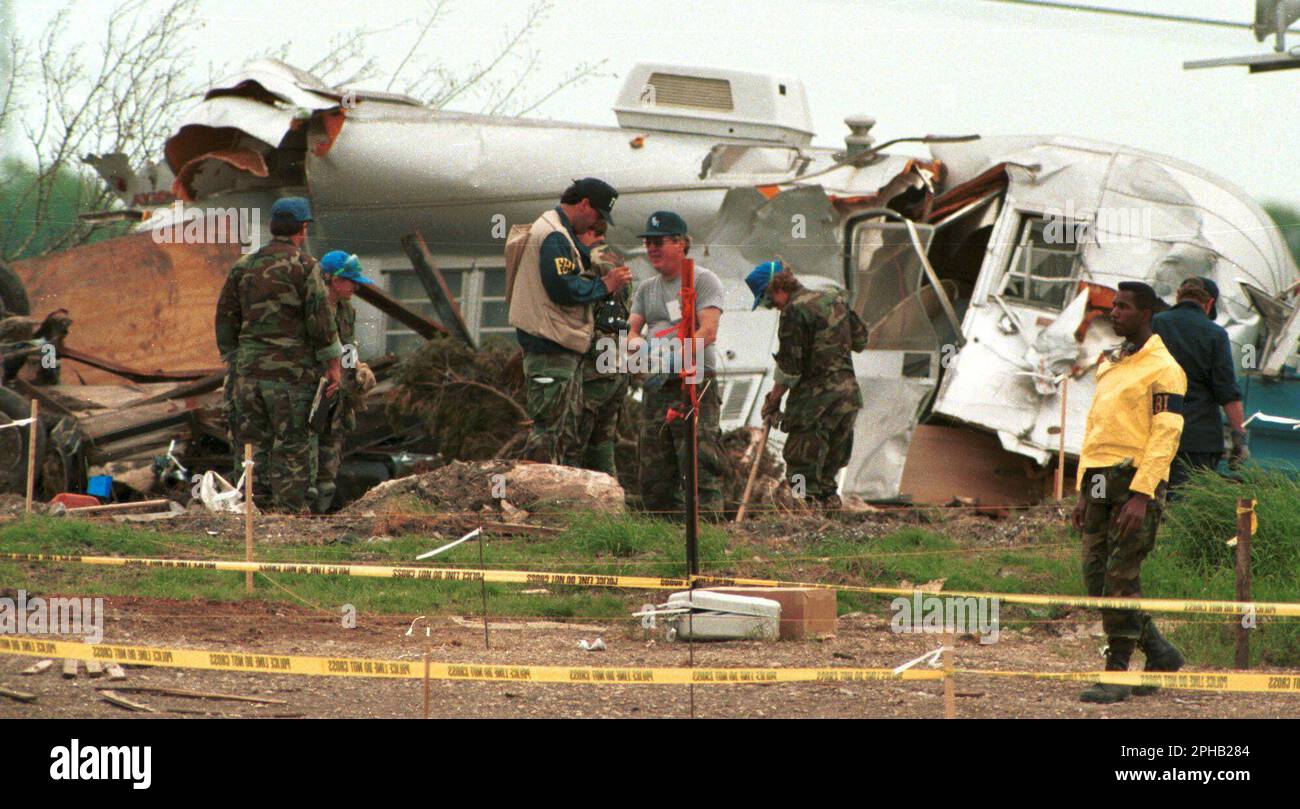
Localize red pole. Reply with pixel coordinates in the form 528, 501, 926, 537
679, 258, 700, 576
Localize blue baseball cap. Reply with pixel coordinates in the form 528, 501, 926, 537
746, 260, 783, 310
638, 210, 688, 238
319, 250, 374, 285
270, 196, 313, 224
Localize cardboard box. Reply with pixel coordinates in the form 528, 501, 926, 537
706, 587, 837, 641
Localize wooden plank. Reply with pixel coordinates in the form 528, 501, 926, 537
10, 232, 241, 385
66, 498, 172, 516
354, 281, 448, 341
0, 685, 37, 703
84, 659, 105, 677
121, 372, 224, 408
105, 663, 127, 681
401, 232, 475, 347
61, 659, 79, 678
76, 399, 197, 443
21, 659, 53, 676
40, 383, 183, 412
99, 686, 287, 705
101, 690, 157, 713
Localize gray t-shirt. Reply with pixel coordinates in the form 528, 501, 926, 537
631, 266, 725, 374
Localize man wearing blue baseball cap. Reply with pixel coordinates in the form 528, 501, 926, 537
216, 195, 342, 512
624, 210, 728, 520
1152, 275, 1247, 490
311, 251, 378, 512
747, 260, 869, 511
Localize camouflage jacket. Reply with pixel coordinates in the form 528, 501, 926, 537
215, 238, 342, 383
330, 297, 363, 432
774, 286, 869, 425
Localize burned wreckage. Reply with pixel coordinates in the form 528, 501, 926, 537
2, 59, 1297, 508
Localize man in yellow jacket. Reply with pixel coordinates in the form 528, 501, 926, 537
1072, 281, 1188, 704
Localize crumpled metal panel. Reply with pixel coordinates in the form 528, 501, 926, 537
700, 185, 841, 281
931, 136, 1300, 464
840, 350, 936, 499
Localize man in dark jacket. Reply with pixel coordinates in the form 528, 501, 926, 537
1151, 276, 1247, 491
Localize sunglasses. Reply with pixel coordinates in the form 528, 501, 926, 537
643, 236, 682, 247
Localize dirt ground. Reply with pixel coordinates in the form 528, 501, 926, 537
3, 595, 1298, 719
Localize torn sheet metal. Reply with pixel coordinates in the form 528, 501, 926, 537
930, 135, 1298, 464
1022, 287, 1088, 395
700, 185, 842, 282
841, 350, 937, 500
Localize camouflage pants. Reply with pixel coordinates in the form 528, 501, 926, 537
235, 377, 316, 512
638, 374, 727, 520
313, 431, 344, 514
1080, 465, 1166, 642
783, 408, 857, 501
574, 354, 628, 476
223, 366, 243, 481
520, 350, 583, 465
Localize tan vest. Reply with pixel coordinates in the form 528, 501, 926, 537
507, 209, 593, 353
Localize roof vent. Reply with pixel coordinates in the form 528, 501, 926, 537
615, 63, 814, 145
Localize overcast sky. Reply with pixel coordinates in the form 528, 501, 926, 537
7, 0, 1299, 207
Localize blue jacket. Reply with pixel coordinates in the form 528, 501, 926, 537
1151, 301, 1241, 454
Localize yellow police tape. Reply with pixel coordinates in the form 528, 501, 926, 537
0, 637, 939, 685
958, 668, 1300, 695
0, 552, 686, 591
2, 636, 1297, 694
6, 551, 1300, 618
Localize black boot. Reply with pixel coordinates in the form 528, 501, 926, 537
1132, 621, 1185, 696
1080, 638, 1134, 704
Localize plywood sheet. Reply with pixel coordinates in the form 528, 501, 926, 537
11, 233, 240, 385
898, 423, 1046, 506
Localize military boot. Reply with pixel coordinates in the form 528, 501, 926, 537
1080, 638, 1134, 704
1132, 621, 1185, 696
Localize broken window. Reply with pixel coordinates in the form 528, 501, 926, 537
1000, 215, 1083, 311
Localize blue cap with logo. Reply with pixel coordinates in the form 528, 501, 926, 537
319, 250, 374, 285
745, 260, 784, 310
638, 210, 689, 238
270, 196, 313, 224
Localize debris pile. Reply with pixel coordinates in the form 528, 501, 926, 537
388, 336, 526, 460
349, 459, 625, 516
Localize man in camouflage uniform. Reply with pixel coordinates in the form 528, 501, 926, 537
626, 211, 728, 521
215, 197, 341, 512
312, 251, 378, 513
1071, 281, 1188, 704
748, 261, 868, 510
507, 178, 631, 464
572, 219, 631, 475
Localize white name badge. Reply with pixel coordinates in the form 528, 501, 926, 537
665, 300, 682, 322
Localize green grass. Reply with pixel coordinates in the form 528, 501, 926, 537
4, 487, 1300, 666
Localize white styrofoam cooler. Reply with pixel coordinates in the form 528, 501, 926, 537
664, 590, 781, 641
